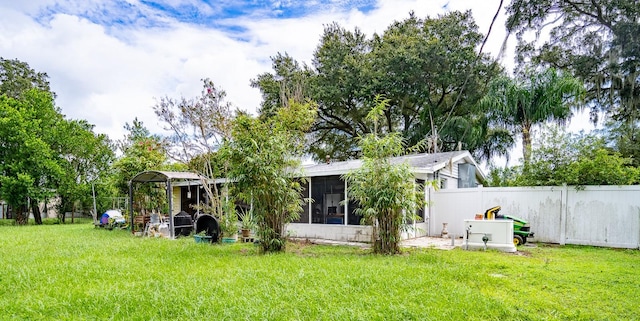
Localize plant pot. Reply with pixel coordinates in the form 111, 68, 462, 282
221, 236, 237, 243
241, 229, 251, 238
194, 234, 212, 243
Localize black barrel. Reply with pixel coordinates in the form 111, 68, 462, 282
195, 214, 220, 243
174, 211, 193, 237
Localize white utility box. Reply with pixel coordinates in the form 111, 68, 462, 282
463, 219, 517, 252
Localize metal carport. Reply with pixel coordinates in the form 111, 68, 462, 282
128, 170, 203, 239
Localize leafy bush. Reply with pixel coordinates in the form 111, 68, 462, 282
343, 97, 425, 254
488, 125, 639, 187
222, 100, 316, 252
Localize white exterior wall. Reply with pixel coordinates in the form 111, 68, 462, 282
172, 186, 181, 214
433, 158, 486, 190
437, 159, 459, 179
40, 197, 61, 218
435, 159, 463, 190
286, 221, 429, 242
430, 185, 640, 249
287, 223, 372, 242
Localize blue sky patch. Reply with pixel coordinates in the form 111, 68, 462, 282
34, 0, 379, 29
31, 0, 378, 44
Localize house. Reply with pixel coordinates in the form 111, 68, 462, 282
0, 197, 61, 220
286, 150, 485, 242
168, 150, 484, 242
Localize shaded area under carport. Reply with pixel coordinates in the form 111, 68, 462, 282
128, 170, 203, 239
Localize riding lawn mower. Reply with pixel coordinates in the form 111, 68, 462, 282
482, 206, 534, 246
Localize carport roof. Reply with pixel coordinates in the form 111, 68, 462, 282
130, 170, 203, 183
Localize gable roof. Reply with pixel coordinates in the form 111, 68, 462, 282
302, 150, 485, 180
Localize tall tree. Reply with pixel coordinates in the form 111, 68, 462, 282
370, 11, 502, 155
111, 120, 170, 209
309, 22, 373, 160
253, 11, 503, 162
506, 0, 639, 126
154, 79, 235, 219
250, 53, 313, 117
0, 58, 114, 224
0, 90, 62, 224
480, 67, 585, 163
0, 57, 52, 99
1, 58, 58, 224
55, 120, 114, 223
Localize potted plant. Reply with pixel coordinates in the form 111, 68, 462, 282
219, 204, 238, 243
236, 207, 255, 238
193, 230, 212, 243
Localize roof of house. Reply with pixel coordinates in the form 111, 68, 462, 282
302, 150, 485, 180
130, 170, 204, 183
130, 152, 485, 186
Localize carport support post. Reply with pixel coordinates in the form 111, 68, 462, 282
167, 180, 174, 239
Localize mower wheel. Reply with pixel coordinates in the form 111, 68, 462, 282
513, 235, 524, 246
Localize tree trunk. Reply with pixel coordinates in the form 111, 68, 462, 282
31, 199, 43, 225
59, 204, 66, 224
375, 209, 401, 255
15, 205, 28, 225
58, 195, 67, 223
522, 124, 532, 164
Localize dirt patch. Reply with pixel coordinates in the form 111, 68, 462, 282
511, 249, 533, 257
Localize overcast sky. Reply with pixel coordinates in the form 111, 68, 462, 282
0, 0, 596, 163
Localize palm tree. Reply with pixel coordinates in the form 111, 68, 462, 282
481, 68, 585, 164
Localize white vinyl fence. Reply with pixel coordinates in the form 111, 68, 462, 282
428, 185, 640, 249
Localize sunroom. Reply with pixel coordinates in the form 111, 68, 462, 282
286, 150, 484, 242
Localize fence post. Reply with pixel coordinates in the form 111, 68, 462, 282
427, 185, 433, 237
478, 184, 484, 216
559, 184, 568, 245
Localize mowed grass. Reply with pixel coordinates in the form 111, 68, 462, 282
0, 224, 638, 320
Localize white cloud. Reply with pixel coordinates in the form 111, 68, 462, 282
0, 0, 528, 144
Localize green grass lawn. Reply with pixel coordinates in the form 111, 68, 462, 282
0, 223, 638, 320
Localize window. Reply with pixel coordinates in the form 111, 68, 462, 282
458, 163, 477, 188
347, 199, 362, 225
310, 176, 345, 224
415, 179, 426, 222
293, 179, 310, 223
